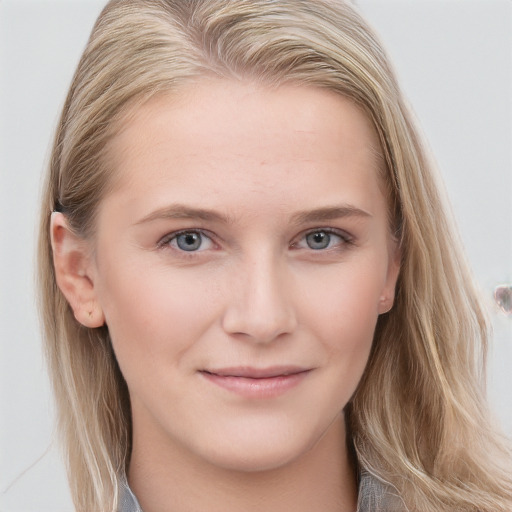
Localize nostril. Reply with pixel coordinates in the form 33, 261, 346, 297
221, 260, 297, 342
221, 302, 297, 344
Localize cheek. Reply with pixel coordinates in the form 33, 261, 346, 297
296, 262, 382, 376
97, 261, 222, 370
296, 259, 384, 332
314, 297, 377, 409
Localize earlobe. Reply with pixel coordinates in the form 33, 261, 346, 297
50, 212, 105, 328
378, 295, 395, 315
378, 242, 401, 315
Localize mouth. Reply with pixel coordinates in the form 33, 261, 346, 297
199, 366, 312, 398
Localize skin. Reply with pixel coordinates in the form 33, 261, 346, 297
51, 80, 400, 512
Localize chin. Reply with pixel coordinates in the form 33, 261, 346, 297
196, 421, 322, 473
203, 444, 305, 473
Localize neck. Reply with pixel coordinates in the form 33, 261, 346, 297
128, 414, 358, 512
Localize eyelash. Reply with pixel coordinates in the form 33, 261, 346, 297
291, 228, 353, 251
156, 227, 354, 254
157, 229, 216, 253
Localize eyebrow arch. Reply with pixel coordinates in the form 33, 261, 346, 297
291, 205, 372, 224
135, 203, 371, 226
135, 204, 233, 225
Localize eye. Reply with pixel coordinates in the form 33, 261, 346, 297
295, 229, 350, 251
306, 231, 332, 250
160, 230, 214, 252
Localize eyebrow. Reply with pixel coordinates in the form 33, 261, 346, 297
135, 204, 233, 225
135, 203, 371, 226
290, 205, 372, 224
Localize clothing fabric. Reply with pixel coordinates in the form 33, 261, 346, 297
118, 479, 143, 512
117, 471, 404, 512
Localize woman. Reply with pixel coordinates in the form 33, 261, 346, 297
38, 0, 512, 511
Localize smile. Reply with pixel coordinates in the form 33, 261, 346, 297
199, 366, 312, 398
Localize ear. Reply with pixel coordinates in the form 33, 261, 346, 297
378, 240, 401, 315
50, 212, 105, 328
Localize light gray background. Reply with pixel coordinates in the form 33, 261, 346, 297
1, 1, 511, 510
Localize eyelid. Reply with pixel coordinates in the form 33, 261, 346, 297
155, 226, 353, 253
157, 228, 216, 251
291, 227, 354, 249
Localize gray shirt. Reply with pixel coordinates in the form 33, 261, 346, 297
118, 471, 404, 512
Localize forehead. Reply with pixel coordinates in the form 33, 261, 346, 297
103, 79, 387, 219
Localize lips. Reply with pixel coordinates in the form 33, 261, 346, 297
199, 366, 311, 398
204, 366, 308, 379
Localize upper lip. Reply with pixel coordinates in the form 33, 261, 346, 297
202, 366, 311, 379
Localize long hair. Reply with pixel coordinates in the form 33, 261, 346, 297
37, 1, 512, 510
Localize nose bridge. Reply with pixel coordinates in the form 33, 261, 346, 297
222, 247, 297, 343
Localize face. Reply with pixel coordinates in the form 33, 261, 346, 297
70, 80, 399, 472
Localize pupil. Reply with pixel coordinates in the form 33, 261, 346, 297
177, 232, 201, 251
307, 231, 330, 250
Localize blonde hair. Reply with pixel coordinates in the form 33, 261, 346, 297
38, 1, 512, 510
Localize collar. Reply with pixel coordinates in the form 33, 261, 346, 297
118, 471, 403, 512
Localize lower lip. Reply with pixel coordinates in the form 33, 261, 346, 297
200, 371, 310, 399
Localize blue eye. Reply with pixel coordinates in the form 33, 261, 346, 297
162, 231, 213, 252
176, 232, 202, 251
297, 229, 348, 250
306, 231, 331, 250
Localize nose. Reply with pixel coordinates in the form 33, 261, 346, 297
221, 253, 298, 344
